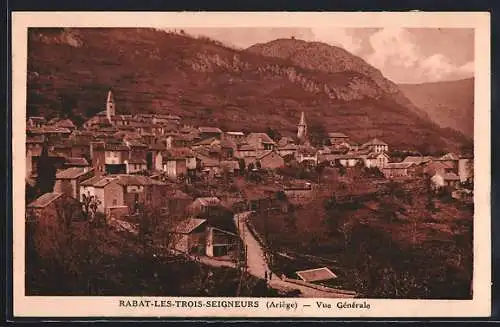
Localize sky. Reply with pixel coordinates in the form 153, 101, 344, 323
178, 27, 474, 84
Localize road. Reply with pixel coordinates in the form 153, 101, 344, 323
234, 211, 355, 298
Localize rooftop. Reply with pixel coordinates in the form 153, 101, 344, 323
383, 162, 414, 169
56, 167, 91, 179
172, 218, 207, 234
296, 267, 338, 282
364, 138, 388, 146
328, 132, 348, 138
28, 192, 63, 209
65, 157, 90, 166
199, 126, 223, 134
80, 176, 117, 187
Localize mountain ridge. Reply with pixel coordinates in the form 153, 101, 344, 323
27, 28, 470, 153
398, 77, 474, 139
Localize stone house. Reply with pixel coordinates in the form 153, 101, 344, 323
458, 155, 474, 183
362, 138, 389, 153
64, 157, 91, 169
277, 143, 298, 158
26, 192, 82, 258
198, 127, 223, 140
187, 197, 222, 216
328, 132, 349, 145
235, 144, 257, 158
257, 150, 285, 170
296, 144, 318, 166
381, 162, 416, 179
224, 131, 245, 142
171, 218, 208, 255
27, 116, 46, 128
431, 171, 461, 190
54, 167, 95, 199
245, 133, 276, 152
124, 157, 147, 174
364, 152, 390, 169
79, 176, 124, 215
283, 182, 314, 204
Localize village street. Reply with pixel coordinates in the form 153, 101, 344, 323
234, 211, 355, 298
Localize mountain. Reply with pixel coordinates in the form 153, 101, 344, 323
27, 28, 470, 153
398, 78, 474, 139
246, 38, 429, 120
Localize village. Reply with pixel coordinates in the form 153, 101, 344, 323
25, 90, 475, 297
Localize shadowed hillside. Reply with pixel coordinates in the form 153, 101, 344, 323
399, 78, 474, 139
27, 28, 470, 153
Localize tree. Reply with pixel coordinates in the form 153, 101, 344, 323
308, 123, 329, 147
238, 158, 246, 175
81, 192, 101, 295
265, 127, 282, 142
59, 92, 77, 119
35, 142, 57, 195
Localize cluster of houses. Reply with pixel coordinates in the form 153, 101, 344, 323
26, 90, 474, 259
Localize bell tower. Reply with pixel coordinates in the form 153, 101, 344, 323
106, 89, 115, 123
297, 111, 307, 142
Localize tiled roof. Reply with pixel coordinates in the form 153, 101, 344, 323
65, 157, 90, 166
172, 218, 207, 234
54, 119, 76, 129
328, 132, 348, 138
126, 139, 148, 147
199, 126, 223, 134
225, 131, 245, 136
296, 267, 337, 282
167, 189, 193, 200
80, 176, 117, 187
220, 138, 237, 149
193, 137, 219, 146
246, 133, 276, 145
257, 150, 277, 160
56, 167, 90, 179
296, 145, 317, 155
363, 138, 388, 146
402, 156, 433, 165
41, 126, 72, 134
439, 153, 460, 161
105, 143, 130, 151
220, 160, 240, 170
26, 135, 45, 144
442, 172, 460, 181
193, 197, 221, 207
197, 154, 220, 167
366, 151, 389, 159
163, 147, 195, 159
383, 162, 414, 169
28, 192, 63, 208
116, 175, 153, 186
278, 144, 298, 151
239, 144, 256, 151
126, 158, 147, 164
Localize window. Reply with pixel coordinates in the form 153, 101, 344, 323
112, 199, 117, 206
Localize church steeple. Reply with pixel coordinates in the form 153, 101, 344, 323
106, 89, 115, 123
297, 111, 307, 142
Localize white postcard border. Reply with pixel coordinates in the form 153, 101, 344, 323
11, 11, 491, 318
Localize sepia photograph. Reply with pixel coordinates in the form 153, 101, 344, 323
12, 12, 491, 318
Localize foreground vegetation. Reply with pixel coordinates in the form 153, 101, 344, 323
251, 174, 473, 299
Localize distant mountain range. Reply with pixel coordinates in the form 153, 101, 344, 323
398, 78, 474, 139
26, 28, 471, 153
